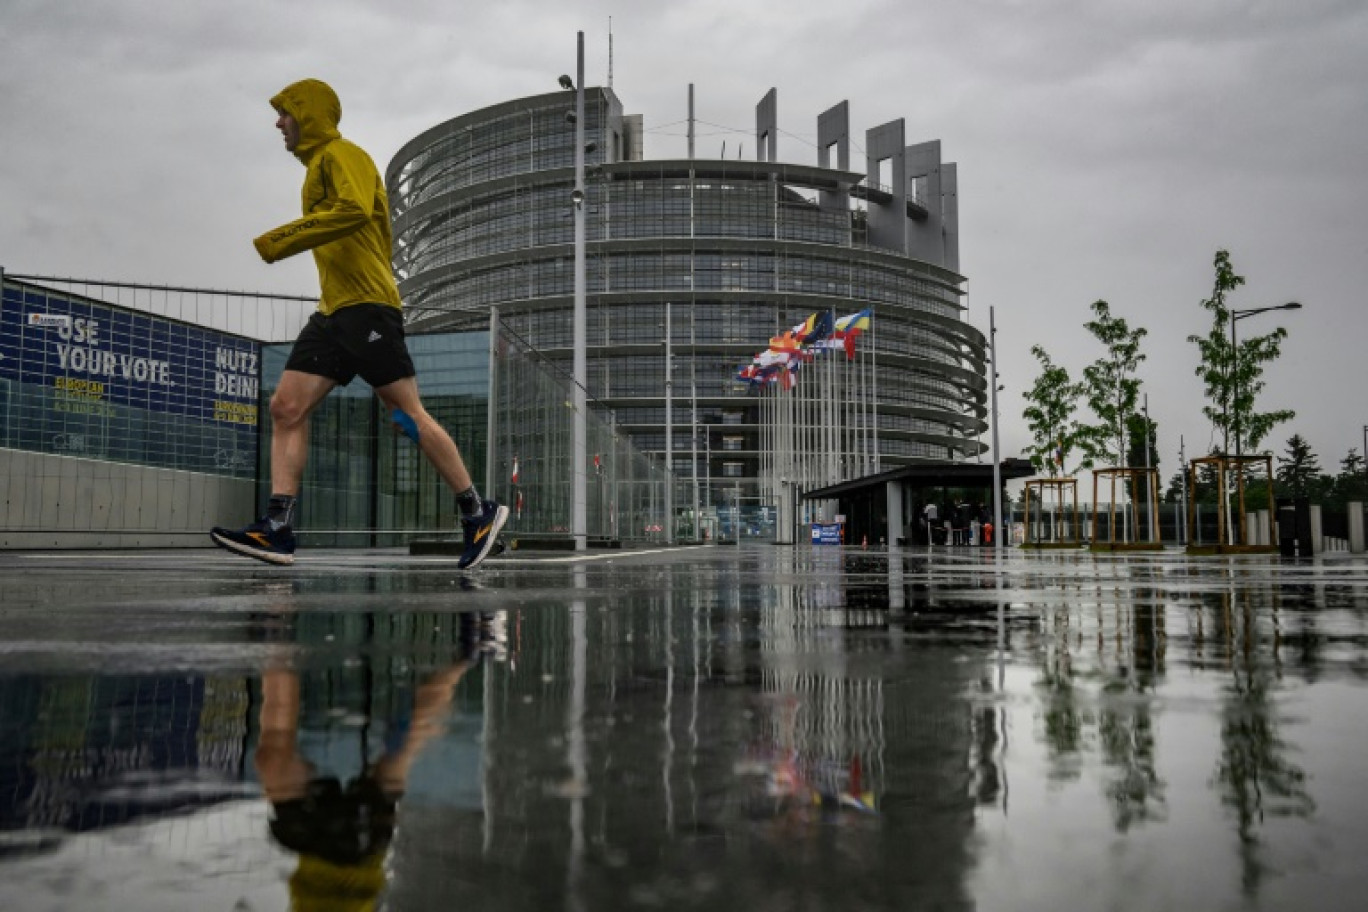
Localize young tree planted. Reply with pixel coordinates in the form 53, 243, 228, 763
1021, 345, 1087, 476
1079, 299, 1147, 468
1125, 411, 1159, 502
1188, 250, 1295, 456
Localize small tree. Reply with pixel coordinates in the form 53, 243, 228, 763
1275, 434, 1322, 498
1342, 447, 1365, 478
1188, 250, 1295, 455
1125, 412, 1159, 503
1162, 468, 1187, 504
1079, 300, 1147, 468
1335, 448, 1368, 506
1021, 345, 1087, 476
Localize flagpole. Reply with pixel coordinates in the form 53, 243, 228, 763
665, 300, 674, 545
871, 309, 879, 472
690, 310, 700, 543
990, 306, 1003, 565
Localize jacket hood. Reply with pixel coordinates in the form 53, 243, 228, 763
270, 78, 342, 163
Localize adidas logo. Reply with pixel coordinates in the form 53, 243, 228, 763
368, 330, 382, 342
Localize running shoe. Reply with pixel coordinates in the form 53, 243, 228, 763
458, 500, 509, 570
210, 518, 297, 566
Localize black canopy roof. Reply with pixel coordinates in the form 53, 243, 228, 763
802, 458, 1036, 500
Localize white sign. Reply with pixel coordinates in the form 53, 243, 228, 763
27, 313, 71, 330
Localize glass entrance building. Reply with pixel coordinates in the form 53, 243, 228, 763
385, 87, 988, 517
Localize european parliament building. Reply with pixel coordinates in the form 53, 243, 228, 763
386, 86, 989, 524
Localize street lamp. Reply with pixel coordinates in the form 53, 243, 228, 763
1230, 301, 1301, 544
989, 307, 1003, 565
570, 32, 587, 551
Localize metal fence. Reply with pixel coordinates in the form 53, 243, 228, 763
488, 315, 672, 544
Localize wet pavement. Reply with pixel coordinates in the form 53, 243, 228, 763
1, 543, 1367, 911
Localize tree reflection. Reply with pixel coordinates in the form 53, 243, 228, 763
1097, 599, 1167, 831
1212, 590, 1314, 897
1037, 608, 1083, 783
1037, 598, 1170, 830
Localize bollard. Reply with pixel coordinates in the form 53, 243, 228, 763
1349, 502, 1365, 554
1278, 499, 1297, 557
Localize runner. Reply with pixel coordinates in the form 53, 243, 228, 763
211, 78, 505, 568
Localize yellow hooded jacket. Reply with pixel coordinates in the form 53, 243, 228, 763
253, 79, 402, 315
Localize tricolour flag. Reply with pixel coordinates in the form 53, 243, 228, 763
835, 310, 872, 333
791, 310, 836, 346
511, 456, 520, 485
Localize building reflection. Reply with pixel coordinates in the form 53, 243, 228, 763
2, 550, 1347, 909
0, 674, 250, 846
380, 550, 989, 911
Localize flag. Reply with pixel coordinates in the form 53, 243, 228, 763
824, 311, 871, 360
791, 311, 836, 346
594, 453, 602, 476
515, 489, 524, 518
842, 327, 863, 360
768, 329, 803, 357
835, 310, 871, 333
511, 456, 520, 485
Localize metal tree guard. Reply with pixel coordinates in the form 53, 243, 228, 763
1022, 477, 1081, 548
1186, 453, 1276, 554
1091, 467, 1162, 551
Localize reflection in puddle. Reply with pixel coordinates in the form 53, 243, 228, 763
0, 549, 1365, 910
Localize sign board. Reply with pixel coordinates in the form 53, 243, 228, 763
0, 284, 261, 475
811, 522, 843, 545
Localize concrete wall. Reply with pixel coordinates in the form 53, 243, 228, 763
0, 447, 254, 549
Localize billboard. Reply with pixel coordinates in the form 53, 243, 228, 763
0, 283, 261, 476
811, 522, 844, 545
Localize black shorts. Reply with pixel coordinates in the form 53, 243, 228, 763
285, 304, 415, 388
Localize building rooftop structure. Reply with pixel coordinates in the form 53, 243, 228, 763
386, 84, 987, 539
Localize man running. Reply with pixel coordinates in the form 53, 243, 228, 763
211, 78, 506, 569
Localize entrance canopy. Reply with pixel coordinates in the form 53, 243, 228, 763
799, 458, 1036, 547
803, 458, 1035, 501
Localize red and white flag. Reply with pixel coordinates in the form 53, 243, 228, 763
515, 489, 525, 518
593, 453, 602, 476
510, 456, 520, 485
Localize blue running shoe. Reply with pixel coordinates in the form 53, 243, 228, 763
458, 500, 509, 570
210, 518, 297, 566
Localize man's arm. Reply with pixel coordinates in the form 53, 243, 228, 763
253, 144, 377, 263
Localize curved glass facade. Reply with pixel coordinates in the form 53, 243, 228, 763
387, 88, 988, 511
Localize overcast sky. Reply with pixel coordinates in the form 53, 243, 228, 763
3, 0, 1366, 475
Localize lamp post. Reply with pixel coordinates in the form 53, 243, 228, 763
561, 33, 588, 551
989, 307, 1003, 565
1230, 301, 1301, 544
1143, 393, 1153, 542
664, 302, 674, 545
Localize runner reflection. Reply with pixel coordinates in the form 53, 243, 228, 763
254, 611, 493, 911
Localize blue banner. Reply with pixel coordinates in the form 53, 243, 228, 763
811, 522, 844, 545
0, 284, 261, 475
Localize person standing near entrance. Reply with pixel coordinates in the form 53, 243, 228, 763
922, 501, 939, 545
211, 78, 506, 568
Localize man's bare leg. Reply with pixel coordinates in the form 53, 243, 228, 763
374, 376, 473, 493
269, 370, 338, 496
